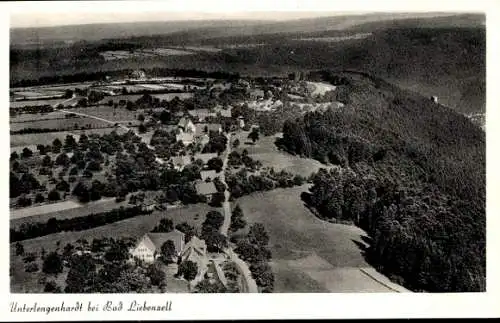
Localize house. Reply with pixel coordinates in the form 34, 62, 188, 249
176, 132, 195, 146
195, 182, 218, 202
194, 123, 222, 135
249, 89, 265, 100
171, 155, 192, 171
181, 236, 210, 287
177, 117, 196, 133
194, 153, 218, 165
130, 230, 186, 264
188, 109, 216, 122
200, 170, 217, 182
196, 134, 210, 146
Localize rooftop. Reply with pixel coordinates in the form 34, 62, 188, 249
195, 182, 218, 196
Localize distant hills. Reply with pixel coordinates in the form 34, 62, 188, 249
10, 13, 483, 47
10, 13, 486, 115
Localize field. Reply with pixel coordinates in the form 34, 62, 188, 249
10, 98, 68, 109
236, 186, 407, 292
10, 116, 115, 132
233, 132, 330, 177
10, 111, 68, 123
10, 200, 218, 292
10, 202, 217, 253
10, 197, 125, 224
71, 106, 142, 122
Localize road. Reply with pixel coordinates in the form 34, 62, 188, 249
217, 133, 258, 293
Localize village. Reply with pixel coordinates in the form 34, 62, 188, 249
10, 68, 341, 293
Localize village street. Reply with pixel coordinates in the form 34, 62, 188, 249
218, 132, 259, 293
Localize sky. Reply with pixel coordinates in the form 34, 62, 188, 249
10, 11, 364, 28
7, 0, 484, 28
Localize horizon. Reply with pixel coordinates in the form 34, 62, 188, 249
10, 11, 459, 29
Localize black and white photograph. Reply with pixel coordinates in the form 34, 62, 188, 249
3, 0, 499, 319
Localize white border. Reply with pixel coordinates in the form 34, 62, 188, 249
1, 0, 499, 320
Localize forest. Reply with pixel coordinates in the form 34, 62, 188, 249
279, 71, 485, 292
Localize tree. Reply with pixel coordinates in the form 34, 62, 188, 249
248, 223, 269, 247
42, 155, 52, 167
175, 222, 196, 243
177, 260, 198, 282
248, 128, 260, 143
48, 189, 61, 201
206, 157, 224, 172
138, 114, 145, 122
160, 240, 177, 264
210, 192, 225, 207
147, 263, 166, 287
65, 254, 96, 293
17, 195, 32, 207
230, 204, 247, 232
37, 144, 47, 155
56, 180, 70, 192
21, 147, 33, 159
194, 278, 227, 293
42, 252, 63, 275
232, 139, 240, 149
52, 138, 62, 151
138, 123, 147, 133
34, 193, 45, 204
15, 242, 24, 256
152, 218, 174, 233
104, 241, 129, 263
10, 151, 19, 161
44, 281, 62, 293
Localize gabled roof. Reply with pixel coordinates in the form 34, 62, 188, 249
195, 182, 218, 196
200, 170, 218, 181
145, 230, 185, 253
181, 236, 209, 267
178, 117, 193, 128
194, 123, 222, 134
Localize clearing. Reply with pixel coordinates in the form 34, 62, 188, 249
233, 132, 329, 177
236, 185, 410, 293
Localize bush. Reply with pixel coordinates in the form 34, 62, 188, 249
25, 262, 39, 273
42, 252, 63, 275
47, 190, 61, 201
44, 281, 62, 293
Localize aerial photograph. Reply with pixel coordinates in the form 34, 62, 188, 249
9, 10, 485, 294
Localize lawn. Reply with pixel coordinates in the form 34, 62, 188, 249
236, 186, 398, 293
233, 132, 330, 177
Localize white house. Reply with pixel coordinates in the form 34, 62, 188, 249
177, 117, 196, 134
130, 230, 186, 264
176, 132, 195, 146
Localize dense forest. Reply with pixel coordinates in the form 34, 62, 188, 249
279, 71, 485, 292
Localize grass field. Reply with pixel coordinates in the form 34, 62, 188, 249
71, 106, 142, 122
10, 116, 114, 132
236, 186, 399, 292
11, 202, 217, 254
233, 132, 330, 177
10, 98, 68, 109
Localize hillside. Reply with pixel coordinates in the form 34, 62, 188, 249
278, 71, 485, 292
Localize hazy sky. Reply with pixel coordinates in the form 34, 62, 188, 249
8, 0, 479, 28
11, 11, 364, 28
